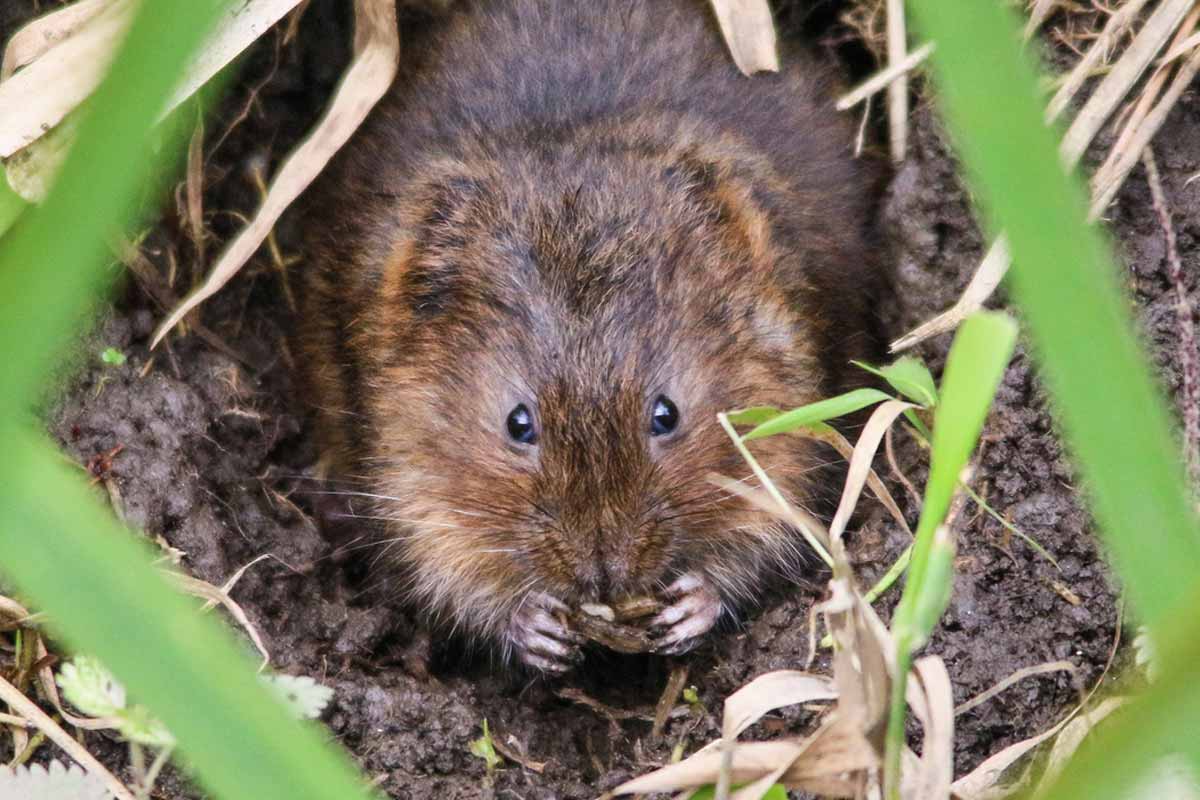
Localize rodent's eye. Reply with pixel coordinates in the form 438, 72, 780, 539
506, 404, 538, 445
650, 395, 680, 437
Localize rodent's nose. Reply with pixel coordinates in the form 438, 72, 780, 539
574, 556, 632, 601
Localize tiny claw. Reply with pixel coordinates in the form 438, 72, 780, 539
651, 572, 723, 655
507, 592, 583, 673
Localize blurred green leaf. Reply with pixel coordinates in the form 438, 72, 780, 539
3, 426, 368, 800
853, 356, 938, 408
741, 388, 892, 440
0, 0, 372, 797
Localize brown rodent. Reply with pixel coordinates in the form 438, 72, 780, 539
297, 0, 889, 673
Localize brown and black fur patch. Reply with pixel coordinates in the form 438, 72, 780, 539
297, 0, 890, 662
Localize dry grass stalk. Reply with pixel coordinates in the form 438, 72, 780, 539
1045, 0, 1153, 123
836, 41, 934, 112
168, 554, 277, 669
1089, 8, 1200, 220
152, 0, 401, 347
954, 660, 1077, 717
1061, 0, 1195, 165
1142, 148, 1200, 488
885, 0, 908, 162
1024, 0, 1061, 42
708, 0, 779, 76
819, 400, 915, 544
891, 237, 1011, 352
892, 0, 1197, 352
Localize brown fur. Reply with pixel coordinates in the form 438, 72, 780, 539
297, 0, 890, 660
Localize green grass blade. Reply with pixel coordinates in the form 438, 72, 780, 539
908, 0, 1200, 633
740, 388, 892, 440
725, 406, 785, 426
1, 426, 368, 800
885, 311, 1016, 797
894, 311, 1017, 635
852, 356, 938, 408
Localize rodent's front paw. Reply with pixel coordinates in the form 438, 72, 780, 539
507, 593, 584, 674
651, 573, 723, 655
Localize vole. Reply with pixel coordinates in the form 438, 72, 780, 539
297, 0, 889, 673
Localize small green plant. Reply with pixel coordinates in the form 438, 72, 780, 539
59, 656, 174, 748
469, 719, 503, 772
99, 347, 127, 367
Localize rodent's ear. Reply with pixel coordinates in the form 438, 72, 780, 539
414, 163, 487, 233
661, 146, 723, 198
382, 162, 488, 319
662, 143, 772, 263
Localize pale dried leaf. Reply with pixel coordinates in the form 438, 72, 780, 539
954, 660, 1076, 717
152, 0, 400, 347
1045, 0, 1152, 122
906, 657, 953, 800
951, 696, 1125, 800
822, 577, 893, 733
614, 740, 806, 794
885, 0, 907, 162
0, 0, 113, 80
1036, 696, 1129, 790
1023, 0, 1059, 42
615, 715, 875, 797
709, 0, 778, 76
778, 713, 878, 795
0, 0, 304, 179
805, 426, 912, 540
1089, 44, 1200, 220
5, 109, 79, 202
723, 671, 837, 740
1158, 30, 1200, 66
825, 400, 915, 544
0, 0, 133, 158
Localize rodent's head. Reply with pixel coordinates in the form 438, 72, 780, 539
356, 130, 868, 639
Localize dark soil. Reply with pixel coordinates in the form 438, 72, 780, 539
7, 1, 1199, 797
